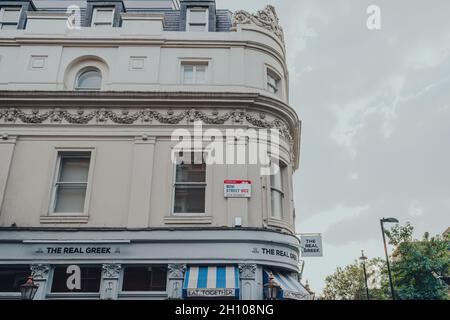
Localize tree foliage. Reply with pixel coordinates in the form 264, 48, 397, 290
321, 223, 449, 300
322, 258, 389, 300
385, 223, 449, 300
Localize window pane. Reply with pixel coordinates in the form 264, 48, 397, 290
176, 152, 206, 182
189, 9, 207, 23
2, 9, 21, 22
267, 72, 280, 94
1, 23, 18, 30
51, 266, 101, 293
54, 185, 87, 213
151, 267, 167, 289
93, 23, 111, 28
270, 168, 283, 190
195, 66, 207, 83
189, 24, 207, 32
271, 190, 283, 219
59, 157, 90, 182
176, 164, 206, 182
0, 266, 29, 292
174, 187, 206, 213
183, 65, 194, 83
122, 266, 167, 292
267, 74, 276, 85
76, 70, 102, 90
94, 9, 113, 23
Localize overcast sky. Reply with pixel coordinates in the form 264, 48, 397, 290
218, 0, 450, 293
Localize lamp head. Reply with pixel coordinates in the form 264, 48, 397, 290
359, 250, 368, 262
381, 217, 399, 223
20, 276, 39, 300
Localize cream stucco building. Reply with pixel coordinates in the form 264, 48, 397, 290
0, 0, 308, 300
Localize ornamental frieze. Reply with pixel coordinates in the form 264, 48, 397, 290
238, 264, 257, 279
0, 108, 293, 140
102, 264, 122, 279
232, 5, 285, 43
30, 264, 50, 280
168, 264, 186, 279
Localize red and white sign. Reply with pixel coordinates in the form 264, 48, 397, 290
224, 180, 252, 198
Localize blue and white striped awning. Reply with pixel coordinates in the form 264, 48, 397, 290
183, 266, 240, 299
264, 270, 312, 300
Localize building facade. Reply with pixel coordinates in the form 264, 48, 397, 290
0, 0, 307, 300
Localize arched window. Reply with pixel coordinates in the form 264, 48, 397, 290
75, 68, 102, 91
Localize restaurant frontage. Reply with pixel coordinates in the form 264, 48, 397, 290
0, 228, 311, 300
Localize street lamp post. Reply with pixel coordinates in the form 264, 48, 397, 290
380, 217, 398, 300
359, 250, 370, 300
20, 276, 39, 300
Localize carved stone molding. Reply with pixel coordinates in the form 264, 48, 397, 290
239, 263, 257, 280
102, 264, 121, 279
168, 264, 186, 279
30, 264, 50, 280
232, 5, 284, 43
0, 107, 293, 140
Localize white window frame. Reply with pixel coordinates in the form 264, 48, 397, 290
91, 7, 115, 28
269, 160, 286, 220
0, 7, 22, 30
186, 7, 208, 32
74, 67, 102, 91
171, 150, 208, 216
180, 61, 209, 84
48, 149, 95, 216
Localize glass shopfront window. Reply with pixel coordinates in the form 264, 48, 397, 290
0, 265, 29, 292
122, 266, 167, 292
51, 265, 101, 293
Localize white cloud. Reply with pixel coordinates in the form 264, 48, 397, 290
408, 202, 424, 217
299, 204, 369, 234
349, 172, 359, 181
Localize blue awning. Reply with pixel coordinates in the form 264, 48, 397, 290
264, 270, 312, 300
183, 265, 240, 299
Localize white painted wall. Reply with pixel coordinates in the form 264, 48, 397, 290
0, 11, 297, 234
0, 13, 288, 102
0, 132, 296, 233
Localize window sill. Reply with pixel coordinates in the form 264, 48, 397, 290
118, 291, 167, 297
0, 292, 21, 300
164, 215, 212, 225
46, 293, 100, 300
40, 215, 89, 224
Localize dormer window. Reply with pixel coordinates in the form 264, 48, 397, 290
92, 7, 114, 28
0, 7, 21, 30
186, 7, 208, 32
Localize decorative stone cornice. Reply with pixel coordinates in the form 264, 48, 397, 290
232, 5, 284, 43
0, 90, 301, 169
0, 107, 293, 140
